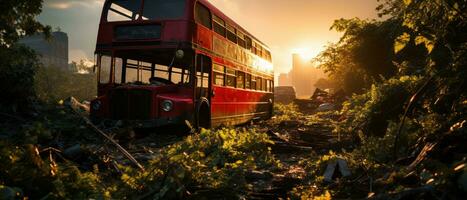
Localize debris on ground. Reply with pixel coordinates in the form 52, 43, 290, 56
323, 158, 351, 182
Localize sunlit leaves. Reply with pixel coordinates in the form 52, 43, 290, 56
403, 0, 412, 6
394, 32, 411, 54
415, 35, 435, 53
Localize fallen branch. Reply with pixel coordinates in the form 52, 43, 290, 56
267, 130, 290, 143
393, 76, 434, 160
68, 104, 145, 171
406, 142, 437, 171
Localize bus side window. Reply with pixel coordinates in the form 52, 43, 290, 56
225, 68, 236, 87
245, 36, 252, 50
195, 2, 212, 29
236, 71, 245, 89
256, 77, 262, 91
245, 74, 251, 89
99, 55, 111, 84
237, 31, 246, 48
226, 24, 237, 43
213, 15, 226, 37
251, 76, 257, 90
114, 57, 123, 84
213, 64, 225, 86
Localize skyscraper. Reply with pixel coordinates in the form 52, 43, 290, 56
19, 31, 69, 69
289, 54, 325, 98
278, 73, 291, 86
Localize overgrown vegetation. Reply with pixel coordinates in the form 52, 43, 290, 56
1, 0, 466, 199
0, 105, 279, 199
293, 0, 467, 199
35, 65, 97, 103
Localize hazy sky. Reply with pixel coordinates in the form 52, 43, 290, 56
39, 0, 380, 75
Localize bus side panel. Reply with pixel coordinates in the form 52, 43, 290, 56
195, 24, 212, 50
211, 86, 272, 126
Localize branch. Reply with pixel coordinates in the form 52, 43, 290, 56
393, 75, 434, 159
68, 105, 145, 171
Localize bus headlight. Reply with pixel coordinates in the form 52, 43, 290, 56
161, 100, 173, 112
92, 100, 101, 111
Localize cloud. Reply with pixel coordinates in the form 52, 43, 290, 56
46, 0, 104, 10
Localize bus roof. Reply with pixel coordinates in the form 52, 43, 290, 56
198, 0, 270, 50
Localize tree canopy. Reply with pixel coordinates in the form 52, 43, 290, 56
0, 0, 50, 48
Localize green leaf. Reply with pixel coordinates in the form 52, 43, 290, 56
403, 0, 412, 6
415, 36, 435, 53
394, 32, 411, 54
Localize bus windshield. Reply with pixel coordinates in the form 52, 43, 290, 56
98, 53, 193, 86
107, 0, 186, 22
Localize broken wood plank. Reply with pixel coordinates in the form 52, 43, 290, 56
266, 130, 289, 143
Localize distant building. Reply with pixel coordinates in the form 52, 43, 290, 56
289, 54, 325, 98
19, 31, 69, 69
278, 73, 291, 86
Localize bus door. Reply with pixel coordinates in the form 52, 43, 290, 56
195, 54, 212, 102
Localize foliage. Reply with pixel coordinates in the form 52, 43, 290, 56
35, 65, 97, 103
0, 45, 41, 111
0, 0, 50, 112
116, 128, 278, 199
0, 105, 279, 199
317, 18, 402, 93
272, 103, 302, 122
0, 0, 50, 48
337, 75, 421, 137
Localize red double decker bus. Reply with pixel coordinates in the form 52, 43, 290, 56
91, 0, 274, 129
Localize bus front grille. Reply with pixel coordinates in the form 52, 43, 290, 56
111, 89, 152, 120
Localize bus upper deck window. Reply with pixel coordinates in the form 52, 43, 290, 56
143, 0, 186, 20
195, 2, 211, 29
107, 0, 142, 22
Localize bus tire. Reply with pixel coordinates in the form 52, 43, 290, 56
196, 100, 211, 130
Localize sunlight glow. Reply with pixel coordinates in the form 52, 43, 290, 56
292, 48, 321, 61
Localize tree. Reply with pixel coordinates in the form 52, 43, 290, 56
0, 0, 50, 48
0, 0, 50, 112
317, 18, 402, 94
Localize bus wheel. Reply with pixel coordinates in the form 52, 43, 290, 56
197, 103, 211, 130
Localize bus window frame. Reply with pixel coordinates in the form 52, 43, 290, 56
98, 55, 112, 84
195, 2, 212, 29
225, 68, 236, 88
213, 14, 226, 37
213, 64, 225, 86
236, 71, 245, 89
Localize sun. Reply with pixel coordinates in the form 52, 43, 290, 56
292, 48, 320, 61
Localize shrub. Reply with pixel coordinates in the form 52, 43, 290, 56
0, 45, 40, 111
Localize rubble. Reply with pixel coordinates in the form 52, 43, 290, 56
293, 88, 347, 114
323, 158, 351, 183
